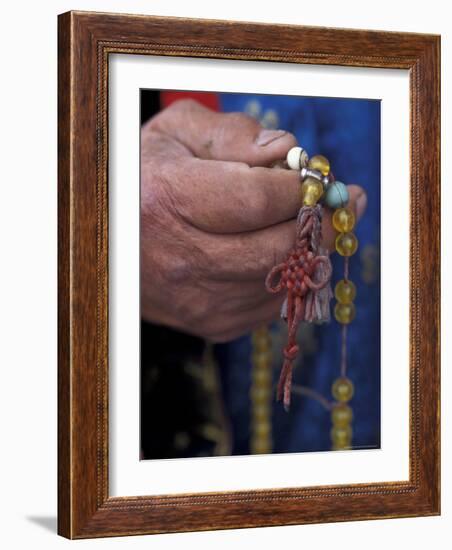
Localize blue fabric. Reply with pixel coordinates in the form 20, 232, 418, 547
216, 93, 381, 454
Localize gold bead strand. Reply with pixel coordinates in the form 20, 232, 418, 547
303, 153, 357, 450
331, 205, 358, 450
250, 326, 273, 454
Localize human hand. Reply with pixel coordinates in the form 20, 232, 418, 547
141, 99, 367, 342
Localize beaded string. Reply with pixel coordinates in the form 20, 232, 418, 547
250, 327, 273, 454
330, 207, 358, 449
264, 145, 359, 446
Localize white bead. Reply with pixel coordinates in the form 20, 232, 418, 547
286, 146, 308, 170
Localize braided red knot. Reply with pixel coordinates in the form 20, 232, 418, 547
265, 205, 333, 411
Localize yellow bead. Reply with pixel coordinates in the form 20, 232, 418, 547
335, 232, 358, 256
252, 331, 271, 350
301, 177, 323, 206
252, 368, 272, 387
330, 425, 352, 448
252, 352, 271, 369
332, 208, 355, 232
332, 377, 354, 402
308, 154, 330, 176
251, 438, 271, 454
334, 279, 356, 304
331, 404, 353, 427
254, 421, 271, 439
250, 386, 271, 405
252, 404, 271, 423
334, 303, 356, 324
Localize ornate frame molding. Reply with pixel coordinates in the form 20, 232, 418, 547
58, 11, 440, 538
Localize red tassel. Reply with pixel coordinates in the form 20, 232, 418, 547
266, 205, 332, 410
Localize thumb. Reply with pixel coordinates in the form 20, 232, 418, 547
149, 98, 297, 167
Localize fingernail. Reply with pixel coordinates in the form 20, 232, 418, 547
355, 192, 368, 219
256, 129, 287, 146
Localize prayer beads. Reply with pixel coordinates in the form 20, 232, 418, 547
301, 177, 324, 206
308, 154, 330, 176
334, 303, 356, 324
330, 193, 358, 449
332, 377, 355, 402
331, 403, 353, 427
324, 181, 349, 209
250, 327, 273, 454
332, 207, 355, 233
287, 146, 309, 170
330, 425, 352, 449
266, 145, 362, 445
335, 232, 358, 256
335, 279, 356, 304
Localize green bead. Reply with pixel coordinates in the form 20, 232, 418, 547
332, 377, 354, 403
334, 280, 357, 304
335, 232, 358, 257
333, 207, 355, 232
323, 181, 349, 209
331, 404, 353, 427
334, 302, 356, 324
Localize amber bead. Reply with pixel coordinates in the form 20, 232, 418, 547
335, 232, 358, 257
252, 352, 271, 369
252, 368, 272, 387
334, 279, 356, 304
332, 207, 355, 232
331, 404, 353, 427
250, 386, 271, 405
252, 404, 271, 423
308, 154, 330, 176
301, 177, 323, 206
254, 421, 271, 439
330, 425, 352, 447
334, 302, 356, 324
251, 438, 271, 454
252, 330, 271, 350
332, 377, 354, 403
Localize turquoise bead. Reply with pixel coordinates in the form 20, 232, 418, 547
323, 181, 349, 209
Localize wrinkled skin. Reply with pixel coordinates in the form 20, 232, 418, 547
141, 99, 367, 342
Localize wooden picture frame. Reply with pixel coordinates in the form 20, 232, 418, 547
58, 10, 440, 539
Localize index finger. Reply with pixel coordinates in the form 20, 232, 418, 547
171, 158, 301, 234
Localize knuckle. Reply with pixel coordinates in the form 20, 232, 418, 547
147, 98, 202, 131
169, 98, 203, 113
224, 111, 260, 132
140, 167, 170, 215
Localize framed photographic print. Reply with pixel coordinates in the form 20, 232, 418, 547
58, 11, 440, 538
